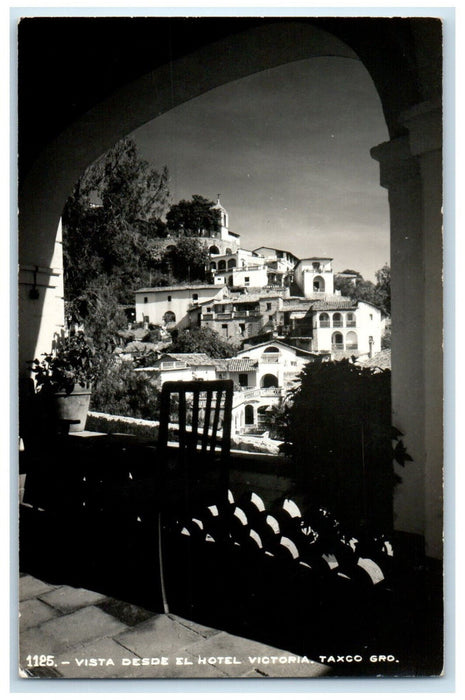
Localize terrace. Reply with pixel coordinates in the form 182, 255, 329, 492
19, 401, 442, 678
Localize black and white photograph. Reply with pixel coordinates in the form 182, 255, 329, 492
16, 12, 446, 682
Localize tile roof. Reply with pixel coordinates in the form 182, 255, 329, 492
310, 298, 357, 311
357, 349, 391, 370
135, 284, 226, 293
161, 353, 215, 366
226, 358, 258, 372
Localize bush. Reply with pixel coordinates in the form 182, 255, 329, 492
90, 360, 160, 420
280, 359, 409, 534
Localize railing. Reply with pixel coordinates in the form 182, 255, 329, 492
332, 320, 343, 327
320, 321, 330, 328
332, 343, 344, 350
260, 387, 282, 396
216, 312, 233, 320
346, 344, 358, 350
261, 355, 280, 363
346, 320, 356, 327
202, 313, 213, 320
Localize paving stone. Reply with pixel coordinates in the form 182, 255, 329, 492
35, 606, 127, 653
168, 614, 222, 639
178, 630, 329, 678
39, 585, 107, 613
114, 614, 201, 658
19, 625, 70, 664
19, 575, 57, 601
54, 637, 228, 679
19, 598, 60, 631
97, 598, 156, 626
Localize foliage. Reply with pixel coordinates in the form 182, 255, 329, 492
166, 237, 210, 282
165, 194, 221, 236
62, 137, 170, 307
334, 264, 391, 316
90, 360, 160, 420
280, 359, 411, 534
30, 332, 101, 395
166, 327, 238, 358
381, 326, 392, 349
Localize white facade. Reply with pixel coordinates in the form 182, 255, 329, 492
312, 301, 382, 357
214, 265, 268, 288
294, 258, 334, 298
134, 353, 218, 386
135, 285, 228, 329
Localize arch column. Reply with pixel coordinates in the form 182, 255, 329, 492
371, 99, 442, 559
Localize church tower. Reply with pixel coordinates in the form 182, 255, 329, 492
212, 195, 229, 241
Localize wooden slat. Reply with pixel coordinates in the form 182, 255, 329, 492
201, 390, 213, 454
210, 389, 223, 454
191, 390, 200, 450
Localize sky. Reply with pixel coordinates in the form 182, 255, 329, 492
132, 56, 390, 282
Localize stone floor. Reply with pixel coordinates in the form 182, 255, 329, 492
18, 573, 330, 680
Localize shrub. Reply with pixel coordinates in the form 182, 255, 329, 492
90, 360, 160, 420
280, 359, 410, 534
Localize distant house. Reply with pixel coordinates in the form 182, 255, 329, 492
224, 340, 320, 434
293, 257, 335, 298
134, 352, 218, 385
134, 284, 229, 330
311, 299, 383, 357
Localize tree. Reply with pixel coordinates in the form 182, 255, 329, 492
166, 327, 238, 358
334, 266, 391, 316
167, 237, 210, 282
62, 137, 170, 306
165, 194, 221, 236
374, 264, 391, 315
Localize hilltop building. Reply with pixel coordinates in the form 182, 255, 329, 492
135, 284, 229, 330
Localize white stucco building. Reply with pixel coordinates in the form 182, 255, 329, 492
135, 284, 229, 330
311, 299, 383, 356
293, 257, 335, 298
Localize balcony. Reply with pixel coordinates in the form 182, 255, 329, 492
346, 320, 356, 327
332, 342, 344, 350
319, 321, 330, 328
332, 320, 343, 328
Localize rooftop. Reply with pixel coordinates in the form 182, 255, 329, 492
161, 353, 216, 366
135, 284, 226, 294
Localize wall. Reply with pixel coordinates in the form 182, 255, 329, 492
135, 286, 226, 328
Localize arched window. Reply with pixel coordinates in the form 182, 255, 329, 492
319, 312, 330, 327
209, 245, 220, 255
210, 261, 217, 270
228, 276, 233, 286
346, 312, 356, 327
261, 374, 279, 388
227, 258, 235, 269
163, 310, 176, 326
244, 404, 254, 425
225, 248, 232, 255
333, 312, 343, 327
263, 346, 280, 353
313, 275, 325, 292
218, 259, 226, 271
346, 331, 358, 350
331, 332, 343, 349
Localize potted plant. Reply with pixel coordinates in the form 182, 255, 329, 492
30, 331, 100, 433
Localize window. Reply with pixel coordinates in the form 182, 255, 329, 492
370, 314, 373, 320
333, 313, 343, 327
319, 313, 330, 328
144, 297, 148, 304
245, 277, 250, 285
266, 302, 272, 311
221, 324, 228, 337
239, 373, 248, 387
167, 295, 172, 301
239, 323, 245, 336
206, 307, 211, 313
192, 293, 198, 301
244, 404, 254, 425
